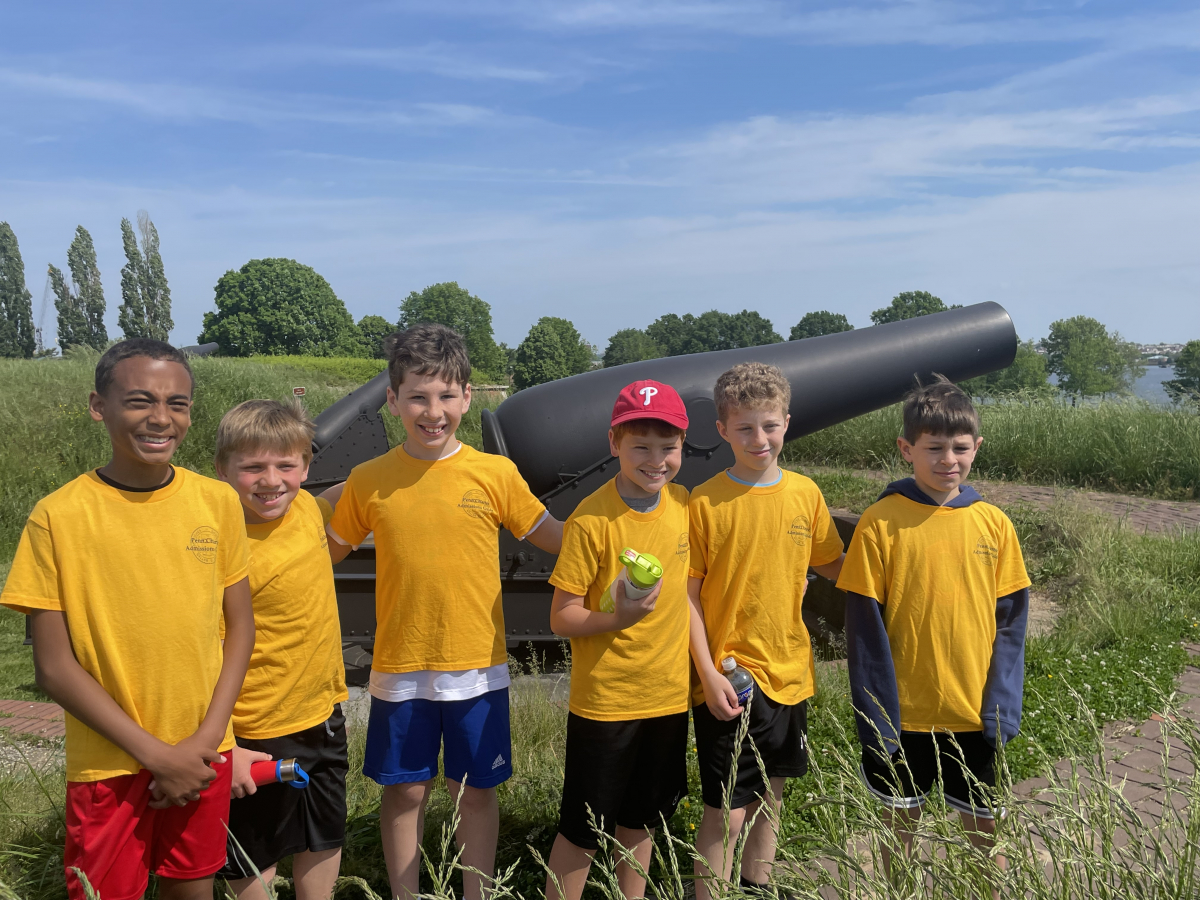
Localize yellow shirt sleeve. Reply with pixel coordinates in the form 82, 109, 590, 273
501, 464, 547, 539
328, 471, 371, 547
836, 516, 886, 604
808, 491, 845, 567
0, 506, 62, 614
549, 515, 600, 597
687, 497, 709, 580
220, 491, 251, 588
994, 514, 1032, 597
314, 495, 335, 526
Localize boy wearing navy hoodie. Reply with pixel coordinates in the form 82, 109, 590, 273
837, 377, 1030, 896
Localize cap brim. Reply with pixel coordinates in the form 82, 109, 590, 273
610, 410, 690, 430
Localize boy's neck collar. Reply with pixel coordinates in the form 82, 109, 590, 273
401, 439, 463, 462
726, 466, 783, 487
97, 460, 176, 491
880, 476, 981, 508
96, 465, 176, 493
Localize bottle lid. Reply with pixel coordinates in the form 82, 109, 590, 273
619, 548, 664, 589
721, 657, 736, 673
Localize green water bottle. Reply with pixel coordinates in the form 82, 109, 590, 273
599, 548, 663, 613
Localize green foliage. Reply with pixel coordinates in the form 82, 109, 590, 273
117, 212, 173, 342
1044, 315, 1145, 397
251, 354, 387, 384
789, 310, 854, 341
199, 258, 364, 358
0, 223, 35, 359
51, 226, 108, 352
357, 315, 395, 360
646, 309, 782, 356
869, 290, 960, 325
537, 316, 594, 376
603, 327, 664, 367
398, 282, 504, 378
1165, 339, 1200, 406
959, 339, 1053, 399
512, 320, 570, 390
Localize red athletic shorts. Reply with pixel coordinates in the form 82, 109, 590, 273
64, 757, 232, 900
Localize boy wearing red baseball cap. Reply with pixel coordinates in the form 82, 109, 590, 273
544, 380, 692, 900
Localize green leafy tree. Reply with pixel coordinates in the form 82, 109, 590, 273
118, 212, 173, 341
646, 309, 782, 356
512, 321, 569, 390
790, 310, 854, 340
960, 339, 1053, 398
1164, 340, 1200, 405
199, 258, 361, 357
603, 328, 664, 367
398, 282, 504, 377
357, 315, 395, 359
1043, 315, 1145, 397
870, 290, 960, 325
51, 226, 108, 351
537, 316, 594, 376
0, 222, 35, 358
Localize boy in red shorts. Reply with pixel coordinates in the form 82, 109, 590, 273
1, 339, 254, 900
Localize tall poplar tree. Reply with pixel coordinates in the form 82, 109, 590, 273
118, 211, 173, 341
51, 226, 108, 351
0, 222, 35, 358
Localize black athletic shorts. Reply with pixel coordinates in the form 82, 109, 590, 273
557, 711, 689, 850
861, 730, 998, 819
219, 705, 349, 877
693, 693, 808, 810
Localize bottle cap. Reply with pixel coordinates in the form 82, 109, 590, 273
619, 548, 663, 589
721, 657, 736, 673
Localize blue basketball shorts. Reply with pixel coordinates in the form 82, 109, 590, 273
363, 688, 513, 789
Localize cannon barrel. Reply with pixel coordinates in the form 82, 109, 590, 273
482, 302, 1016, 498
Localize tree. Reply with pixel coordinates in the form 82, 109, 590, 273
199, 258, 361, 357
959, 339, 1053, 398
118, 212, 173, 341
1164, 340, 1200, 406
790, 310, 854, 341
603, 328, 664, 368
51, 226, 108, 351
870, 290, 960, 325
646, 309, 782, 356
512, 321, 569, 390
537, 316, 594, 376
0, 222, 35, 358
398, 282, 504, 377
357, 315, 395, 359
1043, 315, 1145, 397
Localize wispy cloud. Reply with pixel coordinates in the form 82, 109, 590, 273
254, 43, 557, 83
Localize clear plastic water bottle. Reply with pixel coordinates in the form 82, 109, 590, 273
722, 657, 754, 706
598, 548, 663, 613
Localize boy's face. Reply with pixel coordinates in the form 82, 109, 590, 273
88, 357, 193, 468
608, 426, 683, 497
716, 404, 790, 472
217, 448, 310, 524
897, 430, 983, 497
386, 370, 472, 460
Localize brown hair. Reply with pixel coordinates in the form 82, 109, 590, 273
901, 375, 980, 443
610, 419, 686, 446
713, 362, 790, 420
384, 324, 471, 392
215, 399, 315, 470
95, 338, 193, 396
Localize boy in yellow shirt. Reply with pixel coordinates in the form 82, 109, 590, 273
1, 339, 254, 900
326, 324, 562, 900
837, 377, 1030, 895
545, 379, 692, 900
213, 400, 349, 899
687, 363, 845, 900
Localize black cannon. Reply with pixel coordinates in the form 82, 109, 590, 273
302, 302, 1018, 680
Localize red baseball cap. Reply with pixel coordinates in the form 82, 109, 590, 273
611, 380, 689, 430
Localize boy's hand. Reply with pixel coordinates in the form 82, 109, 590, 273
701, 668, 743, 721
612, 577, 661, 630
230, 745, 274, 799
145, 736, 225, 808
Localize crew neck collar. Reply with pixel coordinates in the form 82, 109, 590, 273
89, 466, 185, 502
725, 467, 784, 488
399, 441, 466, 466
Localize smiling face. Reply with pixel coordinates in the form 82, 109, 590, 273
386, 370, 472, 461
898, 430, 983, 502
608, 424, 684, 499
218, 447, 309, 524
716, 403, 790, 481
88, 356, 193, 478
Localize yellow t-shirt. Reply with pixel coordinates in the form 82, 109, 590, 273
689, 470, 844, 706
0, 468, 248, 782
550, 480, 692, 721
328, 443, 546, 673
231, 490, 348, 740
836, 494, 1031, 733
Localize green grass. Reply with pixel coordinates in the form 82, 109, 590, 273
784, 397, 1200, 500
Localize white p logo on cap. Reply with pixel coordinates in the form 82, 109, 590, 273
639, 386, 658, 406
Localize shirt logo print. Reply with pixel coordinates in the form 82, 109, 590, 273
187, 526, 219, 564
787, 515, 811, 545
974, 536, 998, 567
676, 532, 689, 560
459, 489, 494, 520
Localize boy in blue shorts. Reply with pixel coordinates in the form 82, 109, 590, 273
326, 324, 562, 900
838, 377, 1030, 896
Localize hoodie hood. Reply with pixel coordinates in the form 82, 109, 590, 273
879, 476, 981, 508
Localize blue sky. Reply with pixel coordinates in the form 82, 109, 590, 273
2, 1, 1198, 350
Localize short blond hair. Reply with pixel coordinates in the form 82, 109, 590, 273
215, 399, 315, 471
713, 362, 790, 420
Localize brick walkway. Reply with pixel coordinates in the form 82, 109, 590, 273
0, 698, 65, 738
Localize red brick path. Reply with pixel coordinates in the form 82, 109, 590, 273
0, 699, 65, 738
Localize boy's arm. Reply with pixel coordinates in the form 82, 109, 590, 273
811, 553, 845, 582
981, 587, 1029, 747
30, 610, 226, 806
326, 532, 353, 565
523, 515, 564, 555
197, 576, 254, 748
845, 592, 902, 763
549, 579, 661, 637
687, 576, 741, 721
